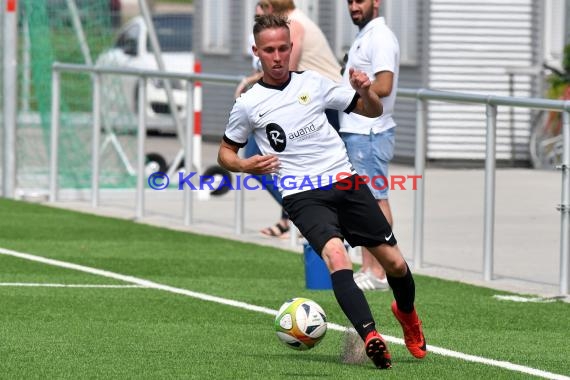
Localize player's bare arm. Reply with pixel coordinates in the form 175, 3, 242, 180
288, 20, 304, 70
218, 140, 280, 174
349, 68, 383, 118
370, 70, 394, 98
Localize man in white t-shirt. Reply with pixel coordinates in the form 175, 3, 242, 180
218, 14, 426, 369
340, 0, 400, 292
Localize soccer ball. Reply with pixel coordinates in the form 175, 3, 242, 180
274, 297, 327, 350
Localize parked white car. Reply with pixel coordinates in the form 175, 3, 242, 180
96, 13, 194, 134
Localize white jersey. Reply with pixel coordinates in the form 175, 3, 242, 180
339, 17, 400, 134
225, 71, 358, 197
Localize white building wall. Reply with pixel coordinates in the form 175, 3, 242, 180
427, 0, 536, 161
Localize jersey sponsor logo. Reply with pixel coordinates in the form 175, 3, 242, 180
265, 123, 286, 152
298, 92, 311, 105
288, 122, 322, 141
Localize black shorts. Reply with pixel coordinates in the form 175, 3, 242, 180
282, 175, 397, 255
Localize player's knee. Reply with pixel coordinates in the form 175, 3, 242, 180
321, 239, 351, 271
370, 245, 406, 275
384, 257, 407, 276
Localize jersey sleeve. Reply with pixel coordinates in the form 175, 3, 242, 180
369, 29, 398, 75
320, 74, 358, 113
224, 100, 251, 148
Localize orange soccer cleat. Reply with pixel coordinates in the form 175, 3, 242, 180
391, 301, 427, 359
364, 330, 392, 369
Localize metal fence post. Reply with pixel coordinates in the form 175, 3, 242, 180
184, 79, 195, 226
483, 103, 497, 282
135, 77, 147, 219
413, 94, 427, 269
235, 188, 244, 235
91, 73, 101, 208
559, 111, 570, 295
2, 0, 18, 198
289, 221, 298, 248
49, 70, 61, 202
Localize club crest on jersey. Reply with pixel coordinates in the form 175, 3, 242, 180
265, 123, 286, 152
298, 92, 311, 105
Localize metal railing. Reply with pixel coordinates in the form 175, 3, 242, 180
397, 88, 570, 295
49, 62, 241, 222
49, 62, 570, 295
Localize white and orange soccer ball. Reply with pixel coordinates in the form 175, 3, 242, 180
274, 297, 327, 350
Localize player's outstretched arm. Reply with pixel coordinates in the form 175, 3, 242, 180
349, 68, 383, 118
218, 140, 280, 175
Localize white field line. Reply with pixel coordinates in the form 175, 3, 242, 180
492, 295, 563, 303
0, 247, 568, 380
0, 283, 147, 288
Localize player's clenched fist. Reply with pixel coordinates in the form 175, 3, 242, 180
348, 68, 371, 91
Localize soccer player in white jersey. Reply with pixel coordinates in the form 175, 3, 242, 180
217, 14, 426, 369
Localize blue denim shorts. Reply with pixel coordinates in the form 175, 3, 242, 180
341, 128, 395, 199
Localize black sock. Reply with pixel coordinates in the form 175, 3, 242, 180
331, 269, 375, 340
386, 263, 415, 313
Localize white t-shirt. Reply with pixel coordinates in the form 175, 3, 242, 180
339, 17, 400, 134
288, 9, 342, 83
225, 71, 358, 197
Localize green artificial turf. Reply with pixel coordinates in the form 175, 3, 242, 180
0, 198, 568, 379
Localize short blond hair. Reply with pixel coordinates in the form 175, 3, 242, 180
253, 13, 290, 38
